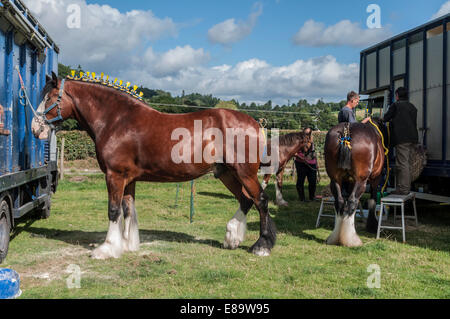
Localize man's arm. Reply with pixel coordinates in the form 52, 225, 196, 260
383, 103, 396, 122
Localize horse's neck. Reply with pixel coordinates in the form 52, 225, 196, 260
69, 82, 153, 139
279, 139, 305, 163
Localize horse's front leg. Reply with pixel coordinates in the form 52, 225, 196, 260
91, 173, 126, 259
122, 182, 140, 252
275, 168, 288, 206
261, 174, 270, 190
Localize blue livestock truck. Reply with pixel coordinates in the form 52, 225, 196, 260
0, 0, 59, 263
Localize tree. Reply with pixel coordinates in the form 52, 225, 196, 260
215, 100, 238, 110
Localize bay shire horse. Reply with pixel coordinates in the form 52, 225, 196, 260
31, 72, 312, 258
324, 120, 385, 246
261, 129, 313, 206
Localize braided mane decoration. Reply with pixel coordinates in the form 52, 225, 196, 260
337, 122, 352, 170
66, 70, 144, 100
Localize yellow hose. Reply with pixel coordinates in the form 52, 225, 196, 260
368, 118, 390, 193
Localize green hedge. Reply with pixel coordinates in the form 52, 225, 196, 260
57, 130, 96, 161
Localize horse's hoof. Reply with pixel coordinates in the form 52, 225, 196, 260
223, 239, 240, 250
340, 235, 363, 247
252, 246, 271, 256
277, 200, 289, 207
91, 243, 122, 259
326, 235, 339, 246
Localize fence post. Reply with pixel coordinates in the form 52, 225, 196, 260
190, 180, 195, 223
60, 137, 65, 180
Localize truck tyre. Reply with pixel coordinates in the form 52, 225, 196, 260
0, 199, 11, 264
37, 197, 51, 219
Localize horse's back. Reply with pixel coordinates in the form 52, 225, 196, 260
325, 122, 384, 180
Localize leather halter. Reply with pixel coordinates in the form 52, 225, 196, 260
40, 79, 65, 124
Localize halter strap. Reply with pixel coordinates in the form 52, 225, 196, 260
41, 79, 65, 124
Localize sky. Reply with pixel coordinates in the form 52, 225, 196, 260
23, 0, 450, 105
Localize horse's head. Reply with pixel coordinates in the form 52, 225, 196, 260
31, 72, 74, 139
300, 127, 313, 153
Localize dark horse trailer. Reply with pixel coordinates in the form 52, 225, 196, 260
360, 13, 450, 202
0, 0, 59, 262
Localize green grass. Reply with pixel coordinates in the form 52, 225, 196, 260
3, 173, 450, 298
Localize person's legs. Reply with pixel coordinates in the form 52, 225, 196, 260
307, 164, 317, 200
295, 161, 307, 201
395, 143, 412, 194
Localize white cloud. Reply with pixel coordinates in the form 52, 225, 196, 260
24, 0, 358, 104
23, 0, 178, 72
125, 55, 359, 105
208, 2, 263, 46
138, 46, 210, 77
432, 1, 450, 19
292, 19, 391, 47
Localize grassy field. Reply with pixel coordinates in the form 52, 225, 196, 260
2, 173, 450, 298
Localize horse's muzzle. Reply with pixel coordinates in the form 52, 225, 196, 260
31, 116, 50, 140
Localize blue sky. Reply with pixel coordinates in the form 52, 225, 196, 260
83, 0, 445, 65
25, 0, 450, 104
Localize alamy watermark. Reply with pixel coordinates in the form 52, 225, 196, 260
66, 264, 81, 289
366, 264, 381, 289
67, 4, 81, 29
366, 4, 382, 29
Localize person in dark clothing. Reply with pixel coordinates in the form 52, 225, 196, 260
383, 87, 419, 195
338, 91, 370, 124
295, 129, 318, 202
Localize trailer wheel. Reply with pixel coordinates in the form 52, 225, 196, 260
0, 199, 11, 264
36, 197, 51, 219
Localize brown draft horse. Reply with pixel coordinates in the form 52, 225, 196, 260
261, 129, 313, 206
324, 120, 385, 246
31, 72, 312, 258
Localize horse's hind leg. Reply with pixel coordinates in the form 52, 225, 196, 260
275, 168, 288, 206
122, 182, 140, 252
220, 171, 253, 250
91, 172, 126, 259
239, 174, 276, 256
366, 177, 381, 233
327, 180, 345, 245
338, 181, 365, 247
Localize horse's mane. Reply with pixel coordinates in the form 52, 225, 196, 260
44, 73, 145, 103
278, 132, 307, 146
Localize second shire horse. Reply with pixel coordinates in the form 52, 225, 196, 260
324, 119, 386, 246
260, 129, 313, 206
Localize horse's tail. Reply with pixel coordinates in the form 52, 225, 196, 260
337, 123, 352, 170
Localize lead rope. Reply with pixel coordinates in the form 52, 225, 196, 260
15, 66, 40, 118
368, 118, 390, 193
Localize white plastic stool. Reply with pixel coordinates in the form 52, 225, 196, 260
376, 193, 418, 243
316, 196, 364, 228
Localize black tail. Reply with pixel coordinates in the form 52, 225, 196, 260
338, 142, 352, 170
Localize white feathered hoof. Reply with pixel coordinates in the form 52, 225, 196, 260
276, 199, 289, 207
91, 242, 123, 259
252, 246, 271, 256
223, 209, 247, 249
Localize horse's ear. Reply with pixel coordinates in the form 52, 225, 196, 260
303, 128, 312, 136
51, 71, 58, 85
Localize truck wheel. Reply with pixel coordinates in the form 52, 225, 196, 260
0, 199, 11, 264
37, 197, 51, 219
